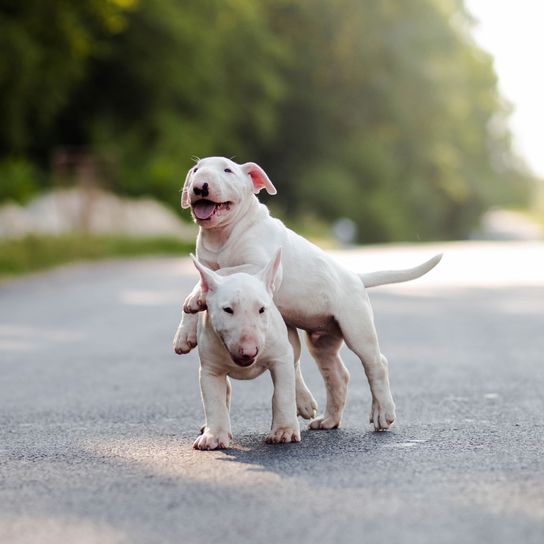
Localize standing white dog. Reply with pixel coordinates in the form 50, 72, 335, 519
192, 249, 300, 450
174, 157, 442, 431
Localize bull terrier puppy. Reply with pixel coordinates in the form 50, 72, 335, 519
192, 249, 300, 450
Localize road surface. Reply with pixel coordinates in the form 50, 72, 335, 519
1, 242, 543, 543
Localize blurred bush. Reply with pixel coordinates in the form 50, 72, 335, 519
0, 234, 194, 277
0, 158, 39, 203
0, 0, 536, 242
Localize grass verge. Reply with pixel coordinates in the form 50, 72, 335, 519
0, 234, 194, 279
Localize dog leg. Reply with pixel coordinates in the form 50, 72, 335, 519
200, 376, 230, 434
305, 332, 349, 430
193, 370, 232, 450
173, 311, 198, 354
287, 326, 318, 419
266, 361, 300, 444
226, 376, 232, 410
337, 297, 396, 431
183, 282, 207, 314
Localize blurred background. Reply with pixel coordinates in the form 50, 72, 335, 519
0, 0, 543, 276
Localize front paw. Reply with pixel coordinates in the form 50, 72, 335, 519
265, 423, 301, 444
369, 397, 396, 431
183, 292, 207, 314
193, 429, 232, 450
173, 325, 197, 355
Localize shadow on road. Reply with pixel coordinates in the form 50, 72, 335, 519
219, 428, 399, 480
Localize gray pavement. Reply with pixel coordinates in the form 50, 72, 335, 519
1, 244, 543, 543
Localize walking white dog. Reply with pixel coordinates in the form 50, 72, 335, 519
191, 249, 300, 450
174, 157, 442, 431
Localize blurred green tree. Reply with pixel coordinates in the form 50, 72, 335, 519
0, 0, 535, 241
258, 0, 533, 241
0, 0, 135, 155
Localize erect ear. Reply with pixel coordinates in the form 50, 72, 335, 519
259, 247, 282, 293
190, 254, 221, 294
241, 162, 277, 195
181, 166, 194, 209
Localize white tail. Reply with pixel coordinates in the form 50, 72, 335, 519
360, 254, 443, 288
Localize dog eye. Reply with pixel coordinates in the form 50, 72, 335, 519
224, 168, 233, 173
259, 307, 265, 314
223, 307, 234, 314
193, 167, 198, 173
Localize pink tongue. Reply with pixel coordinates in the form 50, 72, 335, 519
193, 201, 216, 220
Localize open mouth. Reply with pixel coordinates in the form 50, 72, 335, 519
191, 199, 232, 221
231, 355, 255, 367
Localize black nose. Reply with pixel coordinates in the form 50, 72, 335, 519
193, 182, 209, 197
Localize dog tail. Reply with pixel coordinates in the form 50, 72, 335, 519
360, 253, 443, 288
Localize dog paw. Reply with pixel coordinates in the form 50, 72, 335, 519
183, 292, 207, 314
308, 414, 341, 430
173, 326, 197, 355
193, 429, 232, 450
369, 398, 396, 431
265, 424, 301, 444
296, 387, 318, 420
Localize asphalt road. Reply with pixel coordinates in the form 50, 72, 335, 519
1, 242, 543, 544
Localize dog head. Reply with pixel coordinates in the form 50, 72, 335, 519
191, 249, 282, 367
181, 157, 276, 229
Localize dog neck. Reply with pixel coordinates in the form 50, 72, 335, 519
199, 194, 261, 253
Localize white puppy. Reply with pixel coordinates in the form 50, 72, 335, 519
191, 249, 300, 450
174, 157, 442, 431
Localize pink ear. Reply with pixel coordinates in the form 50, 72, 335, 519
260, 247, 282, 293
181, 167, 192, 209
241, 162, 277, 195
190, 254, 220, 293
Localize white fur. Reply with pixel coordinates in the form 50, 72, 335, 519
191, 250, 300, 450
174, 157, 442, 431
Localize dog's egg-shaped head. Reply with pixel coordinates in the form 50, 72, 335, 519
181, 157, 277, 229
208, 276, 271, 367
191, 250, 282, 367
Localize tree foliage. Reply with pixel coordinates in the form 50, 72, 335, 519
0, 0, 534, 241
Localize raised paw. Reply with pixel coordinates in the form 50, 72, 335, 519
193, 429, 232, 450
369, 398, 396, 431
308, 414, 341, 430
173, 325, 197, 355
265, 424, 301, 444
183, 292, 207, 314
296, 387, 318, 420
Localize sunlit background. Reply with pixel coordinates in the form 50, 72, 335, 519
467, 0, 544, 178
0, 0, 543, 277
2, 5, 544, 539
